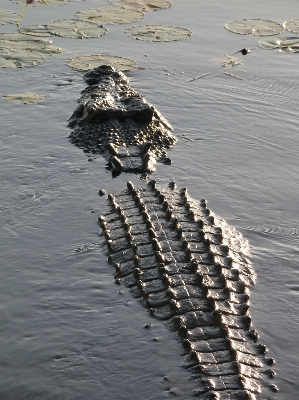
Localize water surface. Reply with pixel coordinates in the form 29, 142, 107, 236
1, 0, 298, 398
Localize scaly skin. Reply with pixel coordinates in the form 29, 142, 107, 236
68, 65, 176, 174
98, 180, 277, 399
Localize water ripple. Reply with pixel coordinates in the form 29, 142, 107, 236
245, 224, 299, 243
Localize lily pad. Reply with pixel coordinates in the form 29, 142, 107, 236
47, 19, 108, 39
19, 24, 51, 37
66, 54, 136, 71
258, 36, 299, 53
283, 19, 299, 34
108, 0, 171, 11
0, 33, 63, 55
0, 33, 63, 67
3, 92, 49, 104
0, 32, 49, 42
0, 8, 18, 24
126, 24, 191, 41
76, 7, 144, 25
225, 19, 284, 36
0, 48, 44, 68
11, 0, 72, 6
0, 39, 63, 55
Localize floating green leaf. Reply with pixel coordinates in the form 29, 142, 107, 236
0, 39, 63, 55
126, 24, 191, 41
0, 32, 47, 43
3, 92, 49, 104
0, 8, 18, 24
0, 33, 63, 55
11, 0, 72, 6
47, 19, 108, 38
76, 7, 143, 25
66, 54, 136, 71
258, 36, 299, 52
0, 32, 49, 42
225, 19, 284, 36
108, 0, 171, 11
283, 19, 299, 34
0, 33, 63, 67
0, 48, 44, 68
19, 24, 51, 37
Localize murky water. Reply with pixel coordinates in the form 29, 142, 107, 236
1, 0, 298, 398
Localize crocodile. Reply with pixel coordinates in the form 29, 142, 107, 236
98, 179, 277, 399
68, 65, 176, 174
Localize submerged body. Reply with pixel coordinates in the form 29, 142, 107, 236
68, 66, 176, 174
98, 180, 277, 399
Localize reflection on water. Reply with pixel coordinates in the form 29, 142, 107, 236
1, 0, 299, 398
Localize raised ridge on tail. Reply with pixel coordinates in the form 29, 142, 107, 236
98, 180, 278, 399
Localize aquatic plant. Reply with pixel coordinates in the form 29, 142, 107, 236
76, 7, 144, 25
126, 25, 192, 42
225, 19, 284, 36
3, 92, 49, 103
19, 24, 51, 37
0, 9, 18, 25
47, 19, 108, 39
108, 0, 171, 12
17, 0, 38, 28
0, 33, 63, 68
66, 54, 136, 71
259, 36, 299, 52
283, 19, 299, 34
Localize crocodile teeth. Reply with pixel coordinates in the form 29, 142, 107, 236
99, 180, 275, 398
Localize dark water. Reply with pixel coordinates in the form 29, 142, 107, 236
1, 0, 298, 398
